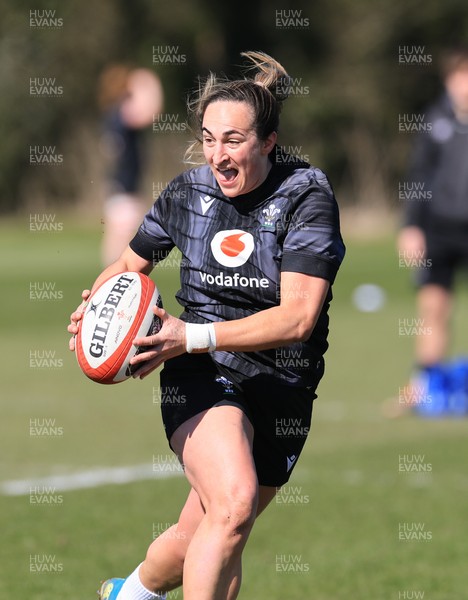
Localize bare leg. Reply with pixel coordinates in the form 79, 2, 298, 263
139, 487, 204, 593
102, 194, 144, 266
138, 408, 277, 599
162, 405, 260, 600
415, 284, 453, 366
140, 485, 276, 596
383, 284, 454, 417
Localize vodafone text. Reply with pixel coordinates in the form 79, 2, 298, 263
199, 271, 269, 288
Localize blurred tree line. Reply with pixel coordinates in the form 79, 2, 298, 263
1, 0, 468, 216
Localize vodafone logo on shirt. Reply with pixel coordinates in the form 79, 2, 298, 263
199, 229, 269, 289
210, 230, 254, 268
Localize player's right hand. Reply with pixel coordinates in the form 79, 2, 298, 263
67, 289, 91, 351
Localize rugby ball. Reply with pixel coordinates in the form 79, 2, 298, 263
75, 271, 162, 384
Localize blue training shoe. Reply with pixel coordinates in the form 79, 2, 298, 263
98, 578, 125, 599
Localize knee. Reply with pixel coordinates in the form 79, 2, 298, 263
209, 483, 259, 539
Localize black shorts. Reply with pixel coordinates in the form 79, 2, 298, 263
159, 353, 319, 487
416, 219, 468, 290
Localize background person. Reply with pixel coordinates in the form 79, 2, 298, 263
69, 51, 345, 600
397, 45, 468, 412
98, 64, 164, 266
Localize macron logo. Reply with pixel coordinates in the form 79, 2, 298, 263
200, 195, 216, 215
286, 455, 298, 472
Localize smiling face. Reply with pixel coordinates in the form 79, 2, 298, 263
202, 100, 277, 197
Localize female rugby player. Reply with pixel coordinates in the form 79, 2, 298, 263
68, 51, 345, 600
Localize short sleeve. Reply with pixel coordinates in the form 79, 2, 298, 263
129, 185, 176, 264
281, 172, 345, 283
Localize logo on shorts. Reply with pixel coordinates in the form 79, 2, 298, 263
286, 454, 298, 472
215, 375, 235, 394
210, 230, 254, 267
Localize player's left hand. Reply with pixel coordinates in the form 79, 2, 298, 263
130, 306, 187, 379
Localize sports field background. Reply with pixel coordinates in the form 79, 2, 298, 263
1, 216, 467, 599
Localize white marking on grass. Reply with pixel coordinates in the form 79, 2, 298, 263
405, 472, 433, 488
0, 463, 183, 496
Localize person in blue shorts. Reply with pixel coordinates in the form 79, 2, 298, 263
68, 51, 345, 600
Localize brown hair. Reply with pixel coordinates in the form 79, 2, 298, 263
185, 51, 291, 163
97, 64, 132, 112
440, 45, 468, 79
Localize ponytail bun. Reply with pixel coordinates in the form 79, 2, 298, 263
185, 51, 291, 163
240, 50, 292, 103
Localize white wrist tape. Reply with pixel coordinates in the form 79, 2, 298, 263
185, 323, 217, 353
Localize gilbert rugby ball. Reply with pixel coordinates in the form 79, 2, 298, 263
75, 272, 162, 384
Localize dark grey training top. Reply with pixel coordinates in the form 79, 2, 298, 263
404, 93, 468, 228
130, 147, 345, 387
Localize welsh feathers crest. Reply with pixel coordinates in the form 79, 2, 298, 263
262, 203, 281, 228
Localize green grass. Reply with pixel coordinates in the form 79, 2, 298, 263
1, 216, 467, 599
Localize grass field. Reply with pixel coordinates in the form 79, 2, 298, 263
1, 215, 467, 599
